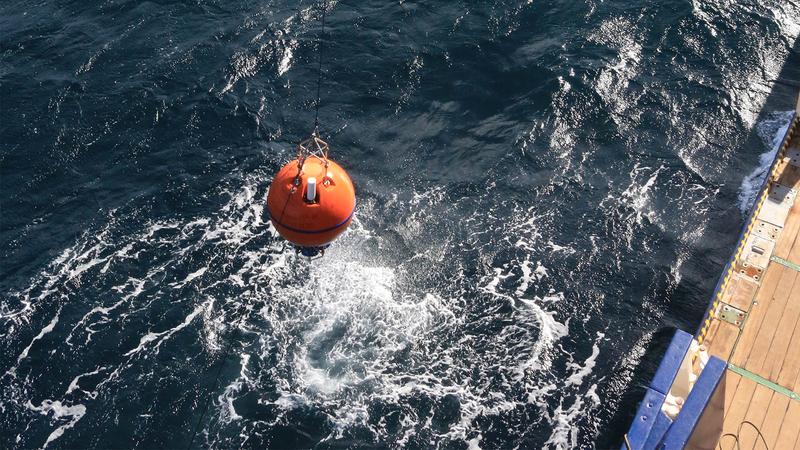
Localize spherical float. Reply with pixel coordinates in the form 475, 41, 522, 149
266, 135, 355, 257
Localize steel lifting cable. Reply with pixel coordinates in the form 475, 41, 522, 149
186, 2, 331, 447
280, 0, 329, 225
313, 0, 329, 133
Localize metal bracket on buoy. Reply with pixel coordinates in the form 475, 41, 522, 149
292, 133, 331, 192
296, 133, 330, 170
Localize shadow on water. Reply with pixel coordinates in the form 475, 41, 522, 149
598, 34, 800, 449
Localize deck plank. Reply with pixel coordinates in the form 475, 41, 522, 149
731, 265, 791, 368
777, 316, 800, 391
722, 371, 743, 423
772, 400, 800, 450
790, 223, 800, 264
778, 163, 800, 189
733, 385, 773, 450
763, 274, 800, 382
775, 202, 800, 259
720, 375, 758, 444
703, 318, 723, 353
788, 193, 800, 264
757, 392, 791, 450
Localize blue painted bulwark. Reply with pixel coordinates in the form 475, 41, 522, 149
660, 356, 726, 449
623, 389, 667, 450
643, 412, 673, 450
651, 331, 693, 395
622, 330, 692, 450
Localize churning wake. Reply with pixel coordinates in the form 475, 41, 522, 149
1, 170, 607, 448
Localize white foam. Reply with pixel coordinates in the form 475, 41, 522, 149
217, 353, 251, 422
7, 309, 61, 377
66, 367, 105, 395
517, 298, 569, 373
172, 267, 207, 288
26, 400, 86, 448
566, 334, 603, 387
0, 170, 644, 446
621, 164, 663, 225
516, 258, 548, 296
543, 391, 590, 449
277, 39, 297, 77
124, 299, 209, 357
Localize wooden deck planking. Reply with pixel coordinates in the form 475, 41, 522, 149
742, 269, 799, 376
773, 400, 800, 450
702, 319, 723, 355
720, 374, 758, 439
758, 392, 791, 450
729, 264, 791, 368
702, 266, 780, 364
717, 179, 800, 448
762, 275, 800, 382
777, 316, 800, 391
775, 202, 800, 260
790, 224, 800, 264
722, 370, 743, 424
778, 164, 800, 189
733, 384, 773, 450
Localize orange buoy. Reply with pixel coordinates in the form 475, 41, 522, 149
266, 134, 355, 257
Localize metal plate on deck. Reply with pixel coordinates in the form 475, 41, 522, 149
757, 183, 796, 227
752, 220, 781, 241
736, 262, 764, 283
717, 303, 746, 328
787, 147, 800, 168
741, 234, 775, 270
723, 273, 759, 310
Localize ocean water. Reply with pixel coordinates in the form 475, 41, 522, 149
1, 0, 799, 448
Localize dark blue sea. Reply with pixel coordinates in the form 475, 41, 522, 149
2, 1, 800, 448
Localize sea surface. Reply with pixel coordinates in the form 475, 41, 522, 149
2, 1, 800, 448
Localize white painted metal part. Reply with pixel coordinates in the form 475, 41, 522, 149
307, 177, 317, 202
758, 183, 796, 227
662, 339, 709, 420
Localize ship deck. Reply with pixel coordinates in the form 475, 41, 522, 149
686, 113, 800, 449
